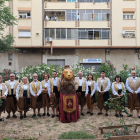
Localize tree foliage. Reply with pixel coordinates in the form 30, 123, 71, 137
0, 0, 18, 51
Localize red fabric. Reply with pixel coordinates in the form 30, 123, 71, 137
59, 93, 80, 123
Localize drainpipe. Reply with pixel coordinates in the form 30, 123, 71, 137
51, 41, 53, 54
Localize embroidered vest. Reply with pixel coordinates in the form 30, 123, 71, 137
19, 83, 30, 98
98, 78, 109, 91
31, 81, 40, 94
49, 78, 60, 92
41, 80, 48, 93
128, 77, 140, 91
5, 80, 19, 95
91, 81, 95, 92
113, 82, 124, 93
75, 77, 86, 91
0, 83, 7, 96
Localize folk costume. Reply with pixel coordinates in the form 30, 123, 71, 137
30, 80, 42, 110
112, 82, 125, 116
59, 65, 80, 123
16, 81, 30, 119
0, 83, 8, 114
5, 80, 19, 117
75, 77, 86, 114
126, 77, 140, 110
49, 77, 60, 110
41, 80, 51, 115
97, 77, 110, 112
85, 80, 96, 115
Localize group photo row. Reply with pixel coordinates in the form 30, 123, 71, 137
0, 63, 140, 123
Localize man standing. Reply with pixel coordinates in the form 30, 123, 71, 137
50, 71, 60, 118
30, 74, 42, 117
75, 71, 86, 116
126, 71, 140, 118
5, 73, 19, 119
97, 71, 110, 116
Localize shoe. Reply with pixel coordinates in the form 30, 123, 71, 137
56, 114, 59, 117
47, 113, 50, 116
38, 114, 41, 117
86, 111, 90, 114
13, 115, 17, 118
115, 114, 119, 117
20, 116, 23, 120
81, 113, 84, 116
42, 113, 46, 116
105, 113, 108, 117
97, 112, 103, 115
24, 114, 26, 118
90, 113, 93, 116
138, 116, 140, 119
52, 115, 55, 118
32, 114, 36, 118
6, 116, 10, 119
120, 114, 123, 117
0, 118, 4, 121
127, 114, 133, 117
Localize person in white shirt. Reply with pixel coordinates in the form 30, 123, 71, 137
97, 71, 111, 116
85, 74, 96, 116
112, 75, 126, 117
16, 77, 30, 120
41, 73, 51, 117
30, 74, 42, 118
0, 75, 8, 121
49, 71, 60, 118
126, 71, 140, 118
5, 73, 19, 119
75, 72, 86, 116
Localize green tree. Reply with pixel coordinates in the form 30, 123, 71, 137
0, 0, 18, 51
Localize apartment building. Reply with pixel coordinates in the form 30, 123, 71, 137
0, 0, 140, 72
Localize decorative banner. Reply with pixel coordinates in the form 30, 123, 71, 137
83, 59, 101, 63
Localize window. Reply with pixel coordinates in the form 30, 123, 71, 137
66, 10, 77, 21
19, 30, 31, 37
8, 53, 13, 61
19, 11, 31, 19
94, 0, 110, 2
123, 31, 135, 38
45, 28, 110, 40
123, 13, 134, 19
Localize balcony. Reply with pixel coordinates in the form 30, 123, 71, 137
18, 18, 31, 26
44, 1, 110, 9
44, 10, 110, 28
122, 19, 135, 27
44, 39, 109, 48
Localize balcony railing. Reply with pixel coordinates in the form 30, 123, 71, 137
44, 0, 110, 2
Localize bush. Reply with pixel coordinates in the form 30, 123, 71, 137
58, 131, 95, 139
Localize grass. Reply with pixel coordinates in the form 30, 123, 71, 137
58, 130, 95, 139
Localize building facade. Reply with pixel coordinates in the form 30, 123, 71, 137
0, 0, 140, 72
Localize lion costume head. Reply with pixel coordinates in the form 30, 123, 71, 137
60, 65, 75, 94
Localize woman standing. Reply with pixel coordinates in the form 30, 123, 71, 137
0, 75, 8, 121
85, 74, 96, 116
16, 77, 30, 120
112, 75, 126, 117
41, 73, 51, 116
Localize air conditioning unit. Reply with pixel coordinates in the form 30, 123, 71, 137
46, 38, 52, 42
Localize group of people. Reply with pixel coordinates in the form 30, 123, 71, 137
0, 69, 140, 122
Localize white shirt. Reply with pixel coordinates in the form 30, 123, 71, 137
0, 83, 8, 96
78, 77, 83, 86
9, 80, 15, 89
126, 77, 140, 94
30, 80, 42, 96
42, 80, 51, 96
53, 77, 57, 86
112, 82, 126, 95
85, 80, 96, 96
16, 84, 29, 99
97, 77, 111, 92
